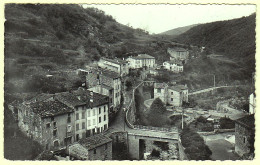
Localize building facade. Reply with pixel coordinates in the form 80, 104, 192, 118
167, 48, 189, 62
154, 83, 168, 103
235, 114, 255, 157
17, 99, 75, 150
86, 69, 122, 112
127, 54, 156, 69
98, 57, 129, 76
163, 61, 184, 73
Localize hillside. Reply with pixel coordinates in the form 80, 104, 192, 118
159, 24, 198, 36
176, 14, 256, 73
5, 4, 182, 94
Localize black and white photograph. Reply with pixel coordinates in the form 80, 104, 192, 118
3, 2, 256, 161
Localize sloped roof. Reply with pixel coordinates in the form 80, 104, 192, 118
168, 47, 188, 52
68, 143, 89, 160
132, 54, 155, 59
235, 114, 255, 130
154, 82, 168, 89
101, 57, 128, 65
30, 100, 74, 118
79, 134, 112, 150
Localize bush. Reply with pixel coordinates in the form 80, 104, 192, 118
151, 149, 160, 157
219, 117, 235, 129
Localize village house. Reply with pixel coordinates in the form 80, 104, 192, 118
235, 114, 255, 157
127, 54, 156, 69
163, 60, 184, 73
78, 134, 112, 160
98, 57, 129, 77
17, 98, 75, 150
86, 69, 122, 113
249, 93, 256, 114
154, 83, 168, 103
167, 47, 189, 62
154, 83, 188, 107
56, 88, 109, 141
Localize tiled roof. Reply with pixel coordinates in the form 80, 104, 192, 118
79, 134, 112, 150
74, 88, 109, 107
133, 54, 155, 59
168, 47, 188, 52
55, 88, 109, 108
154, 82, 168, 89
235, 114, 255, 130
68, 143, 89, 159
55, 92, 86, 108
30, 100, 74, 118
101, 57, 128, 65
24, 93, 54, 104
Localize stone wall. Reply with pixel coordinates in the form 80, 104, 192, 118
109, 132, 128, 160
88, 141, 112, 160
235, 123, 253, 156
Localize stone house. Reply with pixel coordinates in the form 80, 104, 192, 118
163, 60, 184, 73
17, 99, 75, 150
79, 134, 112, 160
167, 47, 189, 62
154, 83, 188, 107
235, 114, 255, 156
167, 85, 188, 107
154, 83, 168, 103
127, 54, 156, 69
98, 57, 129, 77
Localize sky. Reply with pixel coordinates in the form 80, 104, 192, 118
83, 4, 256, 34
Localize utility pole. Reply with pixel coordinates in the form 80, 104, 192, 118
213, 74, 216, 87
181, 107, 184, 129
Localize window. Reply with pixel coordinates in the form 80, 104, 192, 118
67, 114, 71, 123
104, 115, 106, 121
94, 148, 96, 154
99, 108, 101, 114
88, 120, 91, 126
99, 117, 101, 123
53, 122, 57, 128
82, 122, 85, 129
46, 123, 50, 128
93, 119, 96, 125
51, 117, 54, 121
171, 98, 173, 101
88, 110, 90, 117
157, 88, 161, 93
104, 106, 106, 112
76, 113, 79, 120
82, 112, 85, 119
76, 123, 79, 131
243, 137, 247, 143
53, 129, 57, 137
67, 125, 71, 132
93, 109, 95, 116
104, 124, 107, 130
76, 134, 79, 141
171, 92, 173, 95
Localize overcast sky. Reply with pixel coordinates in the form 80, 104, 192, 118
83, 4, 255, 34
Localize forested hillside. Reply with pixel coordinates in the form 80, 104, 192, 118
176, 14, 256, 73
5, 4, 171, 94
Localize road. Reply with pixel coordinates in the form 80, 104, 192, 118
189, 86, 235, 95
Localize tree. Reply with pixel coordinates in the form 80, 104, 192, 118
125, 79, 133, 91
146, 98, 167, 127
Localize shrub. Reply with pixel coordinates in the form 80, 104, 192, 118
151, 149, 160, 157
219, 117, 235, 129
